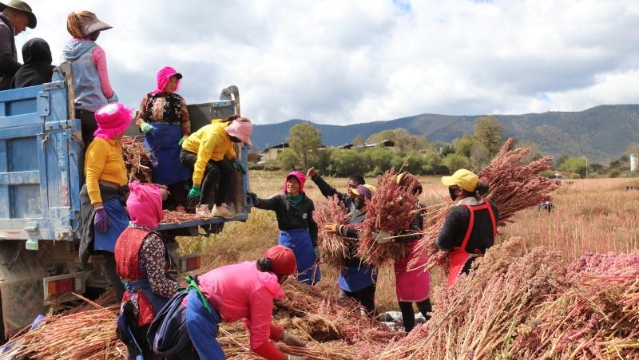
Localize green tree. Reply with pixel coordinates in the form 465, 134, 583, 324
330, 149, 365, 176
474, 116, 503, 156
442, 153, 471, 173
352, 135, 365, 147
278, 148, 300, 170
453, 134, 477, 157
363, 146, 395, 175
287, 122, 322, 169
422, 151, 446, 175
558, 157, 590, 178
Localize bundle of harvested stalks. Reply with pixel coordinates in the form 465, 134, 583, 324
119, 136, 154, 183
414, 138, 559, 272
313, 195, 356, 268
356, 170, 420, 266
378, 238, 639, 360
479, 137, 559, 226
5, 294, 124, 360
161, 208, 216, 224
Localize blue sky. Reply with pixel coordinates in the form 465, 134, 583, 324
17, 0, 639, 125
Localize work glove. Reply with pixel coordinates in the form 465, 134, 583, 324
281, 331, 307, 347
187, 186, 201, 208
178, 135, 188, 146
94, 207, 109, 233
324, 223, 340, 234
232, 159, 246, 175
140, 122, 153, 134
284, 355, 308, 360
247, 192, 259, 205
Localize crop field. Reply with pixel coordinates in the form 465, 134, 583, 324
185, 172, 639, 313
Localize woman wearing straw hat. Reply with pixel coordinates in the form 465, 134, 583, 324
79, 102, 133, 300
61, 10, 117, 148
0, 0, 37, 89
437, 169, 499, 286
134, 66, 191, 212
151, 246, 308, 360
114, 180, 181, 360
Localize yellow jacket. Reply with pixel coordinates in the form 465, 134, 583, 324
182, 121, 236, 186
84, 138, 128, 204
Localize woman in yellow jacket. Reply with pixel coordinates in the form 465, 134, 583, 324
180, 116, 252, 217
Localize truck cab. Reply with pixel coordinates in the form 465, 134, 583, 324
0, 64, 252, 339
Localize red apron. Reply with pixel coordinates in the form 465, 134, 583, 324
447, 201, 496, 287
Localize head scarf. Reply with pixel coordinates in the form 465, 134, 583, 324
283, 171, 306, 193
152, 66, 182, 94
263, 245, 297, 276
126, 181, 164, 228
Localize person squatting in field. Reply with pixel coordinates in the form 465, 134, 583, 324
437, 169, 499, 286
79, 103, 133, 300
390, 172, 432, 332
180, 116, 251, 217
247, 171, 321, 285
115, 181, 181, 360
324, 184, 379, 317
153, 246, 309, 360
135, 66, 191, 212
306, 166, 365, 214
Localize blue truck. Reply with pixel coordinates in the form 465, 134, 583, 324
0, 64, 251, 339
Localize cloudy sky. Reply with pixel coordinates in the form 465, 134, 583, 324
16, 0, 639, 125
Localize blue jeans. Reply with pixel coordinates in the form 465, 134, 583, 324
185, 289, 225, 359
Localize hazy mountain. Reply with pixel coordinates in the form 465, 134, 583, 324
252, 104, 639, 164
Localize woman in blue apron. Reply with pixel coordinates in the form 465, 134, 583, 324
135, 66, 191, 211
79, 103, 133, 300
247, 171, 321, 285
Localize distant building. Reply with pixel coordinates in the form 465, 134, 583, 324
260, 143, 289, 162
338, 139, 396, 149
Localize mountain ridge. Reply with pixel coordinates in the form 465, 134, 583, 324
251, 104, 639, 164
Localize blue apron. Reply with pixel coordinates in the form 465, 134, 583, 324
338, 263, 377, 293
279, 229, 321, 285
144, 122, 190, 185
94, 197, 129, 253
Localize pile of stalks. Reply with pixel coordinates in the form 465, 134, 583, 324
376, 237, 639, 359
220, 280, 400, 360
119, 136, 154, 183
1, 294, 124, 360
414, 138, 560, 272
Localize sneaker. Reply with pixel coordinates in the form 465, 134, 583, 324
196, 204, 212, 217
211, 204, 234, 218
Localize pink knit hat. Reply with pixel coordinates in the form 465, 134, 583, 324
225, 118, 253, 145
126, 181, 164, 228
93, 103, 133, 140
153, 66, 182, 94
283, 171, 306, 193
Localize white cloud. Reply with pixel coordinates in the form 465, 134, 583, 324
14, 0, 639, 124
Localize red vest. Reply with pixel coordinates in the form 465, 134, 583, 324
115, 227, 164, 326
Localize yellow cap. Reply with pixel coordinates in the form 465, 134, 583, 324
442, 169, 479, 192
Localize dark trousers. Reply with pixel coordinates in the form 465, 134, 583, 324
339, 284, 377, 317
100, 251, 125, 300
77, 109, 98, 149
180, 150, 232, 209
399, 298, 432, 332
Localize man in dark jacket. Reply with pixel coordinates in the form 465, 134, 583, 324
0, 0, 37, 90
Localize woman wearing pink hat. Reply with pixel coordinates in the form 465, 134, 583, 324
114, 180, 181, 359
180, 116, 252, 217
149, 246, 308, 360
247, 171, 321, 285
61, 10, 117, 148
134, 66, 191, 212
79, 102, 133, 300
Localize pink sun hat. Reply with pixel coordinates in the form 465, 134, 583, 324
93, 102, 134, 140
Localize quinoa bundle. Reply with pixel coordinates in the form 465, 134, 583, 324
119, 135, 154, 183
313, 195, 355, 268
356, 170, 421, 267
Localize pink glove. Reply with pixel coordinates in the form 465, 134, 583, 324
94, 207, 109, 233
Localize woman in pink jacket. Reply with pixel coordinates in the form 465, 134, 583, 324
173, 246, 308, 360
